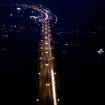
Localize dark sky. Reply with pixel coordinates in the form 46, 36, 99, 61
37, 0, 105, 31
1, 0, 105, 28
0, 0, 105, 83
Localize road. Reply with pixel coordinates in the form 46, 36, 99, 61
38, 19, 57, 105
32, 5, 58, 105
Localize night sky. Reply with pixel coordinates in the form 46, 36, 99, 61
0, 0, 105, 105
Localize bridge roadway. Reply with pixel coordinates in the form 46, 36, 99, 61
32, 5, 57, 105
38, 19, 57, 105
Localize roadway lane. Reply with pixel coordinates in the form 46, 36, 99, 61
38, 20, 57, 105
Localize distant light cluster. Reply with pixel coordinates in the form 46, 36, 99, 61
17, 7, 21, 11
0, 23, 34, 56
0, 48, 7, 55
8, 4, 57, 26
97, 48, 104, 55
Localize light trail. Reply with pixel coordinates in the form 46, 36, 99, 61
43, 9, 50, 13
55, 15, 58, 24
51, 68, 57, 105
45, 13, 49, 20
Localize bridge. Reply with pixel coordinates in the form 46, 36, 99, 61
0, 4, 58, 105
32, 5, 58, 105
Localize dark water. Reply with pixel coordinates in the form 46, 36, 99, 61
0, 1, 105, 105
